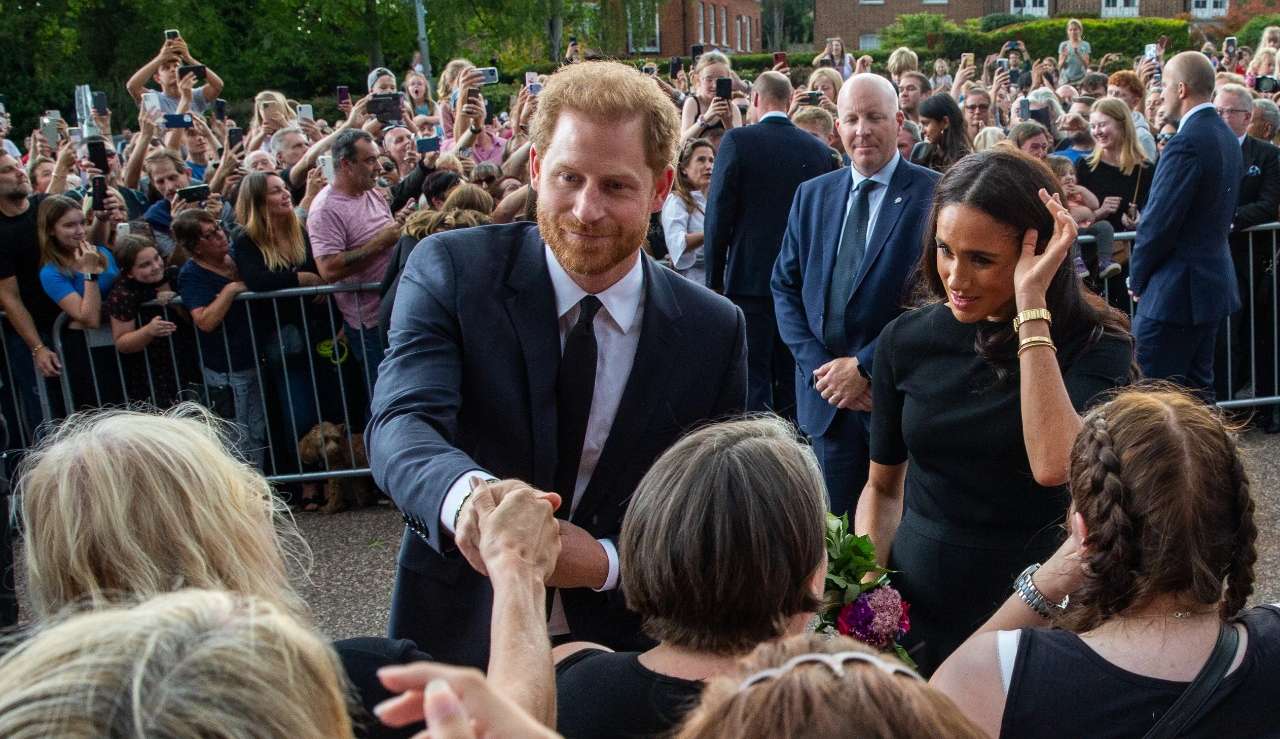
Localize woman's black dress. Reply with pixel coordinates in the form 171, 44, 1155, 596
870, 303, 1132, 674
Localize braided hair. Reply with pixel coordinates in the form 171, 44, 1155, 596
1055, 387, 1258, 632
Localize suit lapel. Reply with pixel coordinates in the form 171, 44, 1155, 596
502, 229, 560, 489
849, 161, 914, 298
573, 256, 681, 523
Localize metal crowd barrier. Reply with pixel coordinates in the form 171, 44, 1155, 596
34, 282, 384, 485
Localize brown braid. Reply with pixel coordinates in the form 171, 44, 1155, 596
1221, 428, 1258, 619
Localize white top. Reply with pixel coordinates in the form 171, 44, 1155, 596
439, 244, 646, 633
660, 190, 706, 284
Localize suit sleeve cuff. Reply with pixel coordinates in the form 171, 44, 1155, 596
440, 469, 497, 535
593, 538, 620, 592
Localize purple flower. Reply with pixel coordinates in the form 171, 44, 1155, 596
836, 586, 908, 649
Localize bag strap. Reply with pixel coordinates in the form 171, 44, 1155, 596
1142, 622, 1240, 739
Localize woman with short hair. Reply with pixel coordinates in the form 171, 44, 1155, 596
553, 416, 828, 738
934, 388, 1279, 737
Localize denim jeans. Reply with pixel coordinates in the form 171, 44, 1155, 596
202, 366, 266, 470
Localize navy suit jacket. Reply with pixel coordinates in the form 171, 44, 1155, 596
1130, 107, 1243, 325
366, 222, 747, 668
704, 115, 838, 297
772, 157, 939, 438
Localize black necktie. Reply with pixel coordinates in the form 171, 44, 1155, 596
554, 295, 602, 518
823, 179, 877, 355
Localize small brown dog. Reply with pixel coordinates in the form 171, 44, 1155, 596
297, 422, 379, 514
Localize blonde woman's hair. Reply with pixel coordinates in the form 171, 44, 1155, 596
972, 125, 1007, 152
694, 50, 733, 79
807, 67, 844, 98
530, 60, 681, 176
0, 589, 353, 739
18, 404, 310, 619
1087, 97, 1147, 174
1067, 18, 1084, 34
887, 47, 919, 77
403, 207, 492, 239
442, 182, 495, 214
250, 90, 298, 132
403, 70, 437, 114
1248, 47, 1277, 76
235, 171, 307, 271
438, 58, 476, 100
676, 634, 986, 739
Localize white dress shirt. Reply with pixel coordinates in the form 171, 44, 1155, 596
660, 190, 706, 283
836, 151, 901, 255
1177, 102, 1216, 133
439, 243, 645, 633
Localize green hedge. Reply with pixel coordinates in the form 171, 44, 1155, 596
1237, 14, 1280, 51
879, 15, 1194, 61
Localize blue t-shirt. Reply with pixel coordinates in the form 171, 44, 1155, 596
1060, 148, 1089, 165
177, 259, 257, 373
39, 246, 120, 305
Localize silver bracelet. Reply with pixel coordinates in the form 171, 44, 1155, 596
1014, 563, 1068, 619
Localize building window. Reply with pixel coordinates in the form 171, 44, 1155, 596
859, 0, 885, 6
698, 1, 705, 43
1191, 0, 1227, 17
745, 16, 752, 51
923, 0, 947, 5
708, 4, 715, 46
625, 4, 660, 53
1010, 0, 1048, 15
1101, 0, 1138, 16
720, 6, 728, 46
859, 34, 881, 50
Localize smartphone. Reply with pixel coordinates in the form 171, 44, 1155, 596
164, 29, 180, 40
116, 223, 131, 239
997, 58, 1009, 72
226, 126, 244, 151
477, 67, 500, 85
415, 136, 441, 153
669, 56, 683, 78
91, 176, 108, 211
961, 52, 975, 69
176, 64, 206, 83
1019, 98, 1031, 119
39, 117, 60, 148
319, 154, 335, 182
805, 91, 821, 106
142, 92, 162, 113
88, 140, 110, 173
68, 127, 83, 146
1225, 36, 1238, 56
369, 92, 403, 123
298, 104, 314, 121
773, 51, 788, 67
92, 91, 109, 116
715, 77, 732, 100
163, 113, 193, 129
336, 85, 351, 105
213, 98, 227, 121
691, 44, 704, 60
176, 183, 209, 203
643, 64, 657, 76
1259, 76, 1280, 94
528, 82, 543, 95
525, 71, 539, 86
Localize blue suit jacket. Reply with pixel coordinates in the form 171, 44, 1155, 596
366, 222, 747, 668
772, 158, 939, 438
704, 116, 838, 297
1130, 107, 1243, 325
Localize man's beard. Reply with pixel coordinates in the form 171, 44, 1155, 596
0, 181, 30, 201
538, 208, 646, 278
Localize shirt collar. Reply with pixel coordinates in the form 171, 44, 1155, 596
544, 244, 645, 334
759, 111, 789, 122
1177, 102, 1216, 132
849, 151, 901, 191
1239, 132, 1249, 146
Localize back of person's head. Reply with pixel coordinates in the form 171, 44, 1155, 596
404, 207, 492, 240
1082, 71, 1109, 93
792, 106, 834, 136
1169, 51, 1216, 99
1027, 88, 1065, 119
675, 634, 986, 739
887, 47, 919, 77
18, 404, 307, 619
421, 168, 462, 207
753, 70, 793, 108
0, 589, 351, 738
529, 60, 679, 176
441, 182, 494, 214
621, 416, 826, 656
1058, 387, 1256, 632
171, 208, 217, 256
971, 125, 1007, 151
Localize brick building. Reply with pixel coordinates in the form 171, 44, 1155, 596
621, 0, 763, 59
815, 0, 1231, 53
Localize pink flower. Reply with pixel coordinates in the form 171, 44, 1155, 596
835, 586, 908, 650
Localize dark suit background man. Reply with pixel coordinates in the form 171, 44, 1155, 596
367, 61, 747, 670
1212, 83, 1280, 424
704, 71, 836, 415
772, 74, 939, 516
1130, 52, 1243, 398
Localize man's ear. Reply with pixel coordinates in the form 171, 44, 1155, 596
528, 145, 541, 194
650, 166, 675, 214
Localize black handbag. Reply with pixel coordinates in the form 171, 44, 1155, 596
1141, 621, 1240, 739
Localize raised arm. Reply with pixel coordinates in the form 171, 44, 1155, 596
126, 40, 178, 104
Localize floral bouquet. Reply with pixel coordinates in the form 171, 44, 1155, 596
817, 512, 914, 668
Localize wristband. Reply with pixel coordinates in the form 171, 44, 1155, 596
83, 272, 100, 282
1017, 335, 1056, 356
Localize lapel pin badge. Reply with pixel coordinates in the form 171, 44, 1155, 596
894, 196, 903, 204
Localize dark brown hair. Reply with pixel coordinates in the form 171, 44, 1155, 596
914, 148, 1133, 382
620, 416, 826, 656
676, 634, 987, 739
1056, 387, 1257, 632
171, 209, 218, 256
114, 234, 161, 275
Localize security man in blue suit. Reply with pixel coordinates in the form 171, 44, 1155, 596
772, 73, 940, 516
1130, 51, 1243, 398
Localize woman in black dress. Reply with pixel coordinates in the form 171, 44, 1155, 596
857, 149, 1135, 675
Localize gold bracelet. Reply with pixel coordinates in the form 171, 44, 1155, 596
1012, 308, 1053, 333
31, 344, 45, 355
1017, 336, 1057, 356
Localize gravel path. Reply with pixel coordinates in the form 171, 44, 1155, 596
298, 431, 1280, 641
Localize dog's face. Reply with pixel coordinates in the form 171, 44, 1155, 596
298, 422, 350, 467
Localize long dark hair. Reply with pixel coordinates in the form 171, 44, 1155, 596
917, 93, 971, 171
913, 148, 1133, 382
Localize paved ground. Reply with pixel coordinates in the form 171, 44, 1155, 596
297, 430, 1280, 641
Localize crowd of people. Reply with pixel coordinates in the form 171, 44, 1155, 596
0, 18, 1279, 739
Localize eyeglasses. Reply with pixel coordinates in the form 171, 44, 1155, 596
965, 104, 990, 112
1157, 133, 1176, 143
1215, 107, 1251, 117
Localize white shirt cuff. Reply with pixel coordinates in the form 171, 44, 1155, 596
593, 538, 620, 592
440, 469, 497, 535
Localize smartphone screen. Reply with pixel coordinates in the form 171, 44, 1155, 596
715, 77, 732, 100
88, 140, 110, 173
298, 104, 314, 121
336, 85, 351, 104
773, 52, 788, 66
214, 98, 227, 121
415, 136, 441, 153
525, 71, 539, 86
226, 127, 244, 151
164, 29, 180, 40
1019, 98, 1031, 119
91, 176, 108, 211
